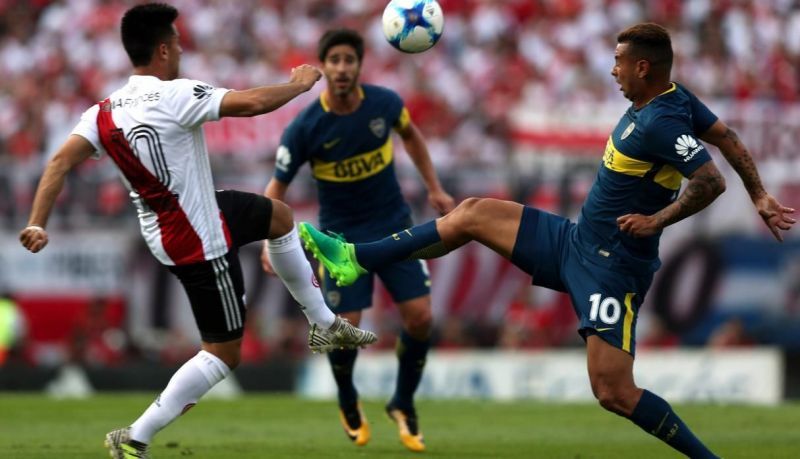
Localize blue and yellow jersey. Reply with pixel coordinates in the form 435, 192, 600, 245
274, 84, 411, 239
575, 82, 718, 270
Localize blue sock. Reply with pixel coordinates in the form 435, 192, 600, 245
390, 331, 430, 411
327, 349, 359, 407
629, 390, 719, 458
354, 220, 444, 271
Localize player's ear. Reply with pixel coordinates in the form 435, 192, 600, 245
635, 59, 650, 79
156, 42, 169, 62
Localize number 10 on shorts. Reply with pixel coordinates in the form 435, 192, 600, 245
588, 293, 622, 325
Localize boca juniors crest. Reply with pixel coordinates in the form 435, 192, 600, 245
621, 122, 635, 140
369, 118, 386, 138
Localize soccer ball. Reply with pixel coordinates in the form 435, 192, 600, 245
382, 0, 444, 53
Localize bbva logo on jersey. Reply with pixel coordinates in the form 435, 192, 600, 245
674, 134, 704, 161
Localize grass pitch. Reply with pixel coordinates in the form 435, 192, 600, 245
0, 393, 797, 458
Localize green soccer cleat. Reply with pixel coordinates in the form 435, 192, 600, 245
105, 427, 150, 459
298, 222, 366, 287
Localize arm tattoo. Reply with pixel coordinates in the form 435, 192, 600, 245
653, 169, 725, 229
721, 128, 765, 198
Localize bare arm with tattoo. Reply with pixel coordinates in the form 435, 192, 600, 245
617, 161, 726, 238
700, 120, 795, 241
701, 121, 765, 200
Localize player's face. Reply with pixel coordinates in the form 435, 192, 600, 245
611, 43, 640, 102
165, 26, 182, 79
322, 44, 361, 97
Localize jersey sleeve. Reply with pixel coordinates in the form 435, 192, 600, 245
384, 89, 409, 131
395, 106, 411, 131
273, 119, 308, 183
685, 89, 719, 135
69, 104, 105, 160
167, 79, 231, 128
644, 114, 712, 177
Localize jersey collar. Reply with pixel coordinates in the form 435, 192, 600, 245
129, 74, 163, 82
320, 85, 365, 112
640, 82, 677, 107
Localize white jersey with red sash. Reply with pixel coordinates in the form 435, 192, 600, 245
71, 75, 232, 266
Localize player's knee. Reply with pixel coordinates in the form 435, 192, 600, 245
403, 309, 433, 338
450, 197, 486, 232
204, 341, 242, 369
455, 197, 482, 217
595, 390, 625, 415
216, 347, 242, 369
221, 353, 241, 370
269, 198, 294, 238
592, 381, 637, 416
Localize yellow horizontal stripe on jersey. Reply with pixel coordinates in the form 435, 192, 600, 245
603, 137, 653, 177
311, 137, 393, 182
395, 107, 410, 130
654, 164, 682, 190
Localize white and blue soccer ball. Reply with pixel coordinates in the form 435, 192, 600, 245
382, 0, 444, 53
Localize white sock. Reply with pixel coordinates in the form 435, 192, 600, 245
129, 350, 230, 444
268, 225, 335, 328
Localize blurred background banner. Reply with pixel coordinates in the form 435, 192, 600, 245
299, 348, 784, 404
0, 0, 798, 398
0, 231, 134, 295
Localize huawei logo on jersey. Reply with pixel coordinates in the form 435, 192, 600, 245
674, 134, 704, 161
193, 84, 214, 100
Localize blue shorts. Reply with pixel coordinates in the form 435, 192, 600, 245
511, 207, 654, 355
320, 219, 430, 312
321, 259, 430, 312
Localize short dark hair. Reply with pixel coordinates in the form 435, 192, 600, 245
617, 23, 673, 74
121, 3, 179, 67
318, 29, 364, 62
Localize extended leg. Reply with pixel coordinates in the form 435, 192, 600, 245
267, 199, 376, 351
587, 335, 720, 458
299, 198, 524, 286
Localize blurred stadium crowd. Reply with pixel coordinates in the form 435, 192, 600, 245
2, 0, 799, 226
1, 0, 799, 366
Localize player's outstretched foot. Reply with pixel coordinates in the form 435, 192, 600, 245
308, 316, 378, 353
298, 222, 366, 287
105, 427, 150, 459
386, 403, 425, 452
339, 402, 371, 446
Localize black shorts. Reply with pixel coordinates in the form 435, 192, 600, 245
168, 190, 273, 343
